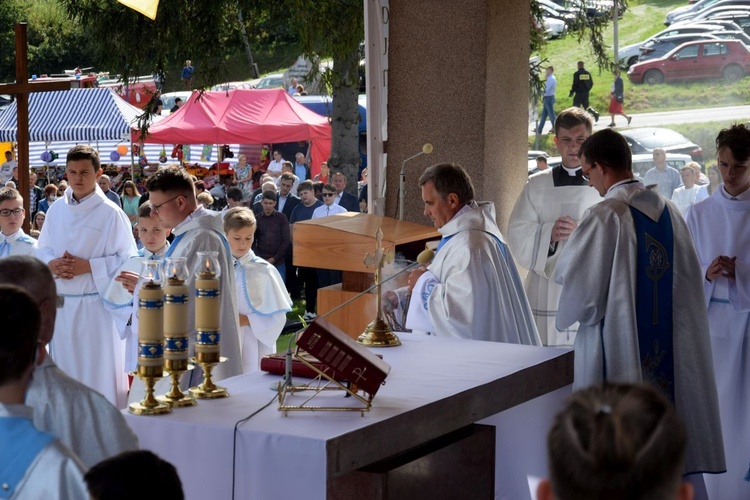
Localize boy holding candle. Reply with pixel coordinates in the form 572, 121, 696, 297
103, 202, 171, 376
224, 207, 292, 372
0, 187, 37, 257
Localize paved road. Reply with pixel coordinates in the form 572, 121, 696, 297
532, 104, 750, 134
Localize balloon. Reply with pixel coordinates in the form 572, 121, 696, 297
159, 155, 167, 163
49, 151, 59, 161
40, 152, 52, 163
110, 151, 121, 161
117, 145, 128, 156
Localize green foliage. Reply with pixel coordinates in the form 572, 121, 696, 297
0, 0, 29, 82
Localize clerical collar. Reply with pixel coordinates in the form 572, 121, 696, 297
607, 178, 640, 194
446, 203, 474, 225
561, 164, 581, 176
720, 185, 750, 201
69, 188, 98, 205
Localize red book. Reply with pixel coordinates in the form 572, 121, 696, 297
260, 352, 342, 381
296, 317, 391, 396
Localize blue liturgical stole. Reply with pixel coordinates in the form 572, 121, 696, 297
630, 206, 675, 403
0, 417, 54, 498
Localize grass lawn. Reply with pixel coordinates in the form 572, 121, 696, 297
537, 0, 750, 114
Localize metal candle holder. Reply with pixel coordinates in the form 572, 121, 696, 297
358, 228, 401, 347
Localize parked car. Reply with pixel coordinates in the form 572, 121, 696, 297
685, 4, 750, 25
619, 128, 704, 164
631, 152, 694, 180
668, 0, 750, 25
706, 10, 750, 35
256, 73, 285, 89
159, 91, 193, 116
542, 15, 567, 38
618, 22, 730, 67
628, 39, 750, 85
638, 33, 720, 62
0, 95, 12, 113
209, 81, 255, 91
711, 29, 750, 45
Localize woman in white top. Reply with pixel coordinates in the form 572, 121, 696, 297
695, 165, 722, 203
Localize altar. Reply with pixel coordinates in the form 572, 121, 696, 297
124, 335, 573, 500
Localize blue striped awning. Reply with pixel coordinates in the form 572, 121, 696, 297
0, 87, 143, 142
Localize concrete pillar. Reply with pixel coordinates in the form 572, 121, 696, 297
386, 0, 530, 232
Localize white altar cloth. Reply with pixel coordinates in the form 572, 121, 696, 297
124, 334, 572, 500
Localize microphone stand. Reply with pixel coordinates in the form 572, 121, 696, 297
399, 144, 433, 221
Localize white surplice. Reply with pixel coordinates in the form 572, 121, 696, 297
234, 250, 292, 372
164, 208, 243, 380
555, 181, 725, 476
36, 186, 137, 408
0, 403, 88, 500
102, 244, 169, 373
508, 167, 601, 346
25, 355, 139, 468
406, 202, 541, 345
686, 187, 750, 498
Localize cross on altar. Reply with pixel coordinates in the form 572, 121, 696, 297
0, 23, 71, 232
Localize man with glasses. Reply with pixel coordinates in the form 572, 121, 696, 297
145, 166, 242, 381
0, 187, 37, 257
312, 184, 348, 219
553, 129, 726, 485
0, 256, 138, 467
290, 181, 323, 321
508, 107, 601, 346
37, 145, 136, 408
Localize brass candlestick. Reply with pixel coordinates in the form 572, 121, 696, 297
130, 355, 171, 415
358, 228, 401, 347
189, 352, 228, 399
159, 358, 196, 407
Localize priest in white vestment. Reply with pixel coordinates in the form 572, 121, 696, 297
508, 108, 601, 346
36, 146, 136, 408
685, 124, 750, 499
401, 163, 540, 345
145, 166, 243, 381
554, 129, 725, 479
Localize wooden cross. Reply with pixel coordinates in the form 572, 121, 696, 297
0, 23, 70, 231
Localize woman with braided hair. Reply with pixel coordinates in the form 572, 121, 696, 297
538, 383, 694, 500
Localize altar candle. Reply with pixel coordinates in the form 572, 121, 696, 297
138, 281, 164, 369
195, 267, 221, 361
164, 277, 189, 363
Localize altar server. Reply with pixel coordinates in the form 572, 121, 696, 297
0, 284, 88, 499
224, 207, 291, 372
508, 108, 601, 346
0, 187, 37, 257
685, 124, 750, 499
103, 202, 171, 373
145, 166, 242, 380
1, 256, 139, 468
403, 162, 540, 345
37, 145, 136, 408
554, 129, 725, 479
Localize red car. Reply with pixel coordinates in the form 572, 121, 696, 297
627, 39, 750, 84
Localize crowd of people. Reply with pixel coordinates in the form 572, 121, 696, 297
0, 110, 747, 497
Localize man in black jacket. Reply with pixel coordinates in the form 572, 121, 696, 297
570, 61, 599, 123
331, 172, 360, 212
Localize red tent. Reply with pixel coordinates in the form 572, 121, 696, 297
133, 89, 332, 175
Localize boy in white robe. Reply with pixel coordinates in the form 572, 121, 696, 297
103, 201, 171, 374
0, 256, 139, 468
0, 187, 37, 257
402, 163, 541, 345
555, 128, 725, 483
145, 166, 242, 381
0, 284, 88, 499
685, 124, 750, 499
223, 207, 292, 372
36, 145, 137, 408
508, 108, 601, 346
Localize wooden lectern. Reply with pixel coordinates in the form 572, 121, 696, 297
293, 213, 440, 338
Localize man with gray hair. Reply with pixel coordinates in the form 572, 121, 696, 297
97, 174, 121, 207
393, 163, 540, 344
0, 255, 138, 467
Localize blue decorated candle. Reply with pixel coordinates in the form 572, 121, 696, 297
194, 252, 221, 362
163, 258, 189, 364
138, 280, 164, 370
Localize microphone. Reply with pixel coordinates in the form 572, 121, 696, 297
401, 248, 435, 329
399, 143, 434, 221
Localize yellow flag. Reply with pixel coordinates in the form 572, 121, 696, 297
117, 0, 159, 20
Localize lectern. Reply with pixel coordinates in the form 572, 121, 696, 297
293, 213, 440, 338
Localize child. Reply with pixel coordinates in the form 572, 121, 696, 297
312, 183, 347, 219
223, 207, 291, 373
103, 201, 171, 375
0, 187, 37, 257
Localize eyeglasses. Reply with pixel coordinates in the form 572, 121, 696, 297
0, 208, 24, 217
322, 193, 335, 198
151, 195, 181, 214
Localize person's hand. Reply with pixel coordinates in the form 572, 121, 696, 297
62, 251, 92, 277
49, 256, 75, 280
407, 266, 428, 291
551, 216, 578, 243
114, 271, 140, 294
706, 255, 736, 281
